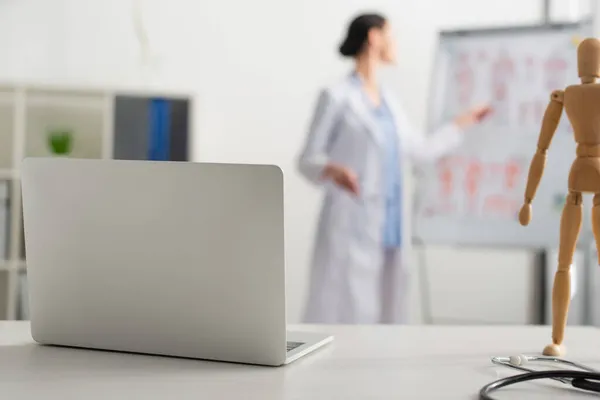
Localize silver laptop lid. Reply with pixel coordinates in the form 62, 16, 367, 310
21, 158, 287, 365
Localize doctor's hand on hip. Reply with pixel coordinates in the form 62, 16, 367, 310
322, 163, 360, 195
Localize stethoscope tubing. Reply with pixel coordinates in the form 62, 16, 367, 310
483, 355, 600, 399
479, 370, 600, 399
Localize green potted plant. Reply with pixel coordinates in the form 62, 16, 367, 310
47, 128, 73, 156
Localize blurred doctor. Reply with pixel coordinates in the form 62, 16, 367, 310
297, 13, 490, 324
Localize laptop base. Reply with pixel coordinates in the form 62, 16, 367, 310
284, 330, 333, 364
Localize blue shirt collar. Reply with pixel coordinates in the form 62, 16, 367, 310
349, 71, 388, 111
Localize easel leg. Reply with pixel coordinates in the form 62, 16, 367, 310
544, 191, 582, 356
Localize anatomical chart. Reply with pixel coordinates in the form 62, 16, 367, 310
416, 32, 581, 242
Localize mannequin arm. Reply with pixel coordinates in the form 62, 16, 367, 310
519, 90, 564, 225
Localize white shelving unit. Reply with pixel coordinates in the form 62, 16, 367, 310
0, 82, 193, 320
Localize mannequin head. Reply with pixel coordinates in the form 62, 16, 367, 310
577, 38, 600, 82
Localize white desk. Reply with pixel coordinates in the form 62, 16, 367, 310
1, 321, 599, 399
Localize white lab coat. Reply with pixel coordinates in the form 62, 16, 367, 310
297, 74, 463, 324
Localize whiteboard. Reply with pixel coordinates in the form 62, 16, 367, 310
413, 21, 594, 248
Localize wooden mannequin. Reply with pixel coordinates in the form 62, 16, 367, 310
519, 38, 600, 357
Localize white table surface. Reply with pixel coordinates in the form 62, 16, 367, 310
1, 321, 599, 399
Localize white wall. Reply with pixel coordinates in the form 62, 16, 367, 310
0, 0, 591, 323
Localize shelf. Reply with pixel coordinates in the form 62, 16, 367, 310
26, 88, 106, 109
0, 100, 14, 169
0, 260, 27, 271
0, 269, 9, 319
16, 267, 28, 320
0, 91, 14, 105
0, 84, 194, 320
0, 169, 18, 180
26, 95, 105, 110
0, 261, 27, 271
14, 261, 26, 271
24, 98, 105, 159
0, 180, 9, 262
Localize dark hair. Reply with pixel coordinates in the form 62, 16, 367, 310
339, 13, 387, 57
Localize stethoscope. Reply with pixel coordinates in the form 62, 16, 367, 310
479, 354, 600, 399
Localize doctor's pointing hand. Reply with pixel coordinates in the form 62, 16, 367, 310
324, 106, 489, 196
298, 12, 491, 324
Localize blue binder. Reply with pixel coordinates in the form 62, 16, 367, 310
148, 98, 171, 161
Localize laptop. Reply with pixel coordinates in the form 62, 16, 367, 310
21, 157, 333, 366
